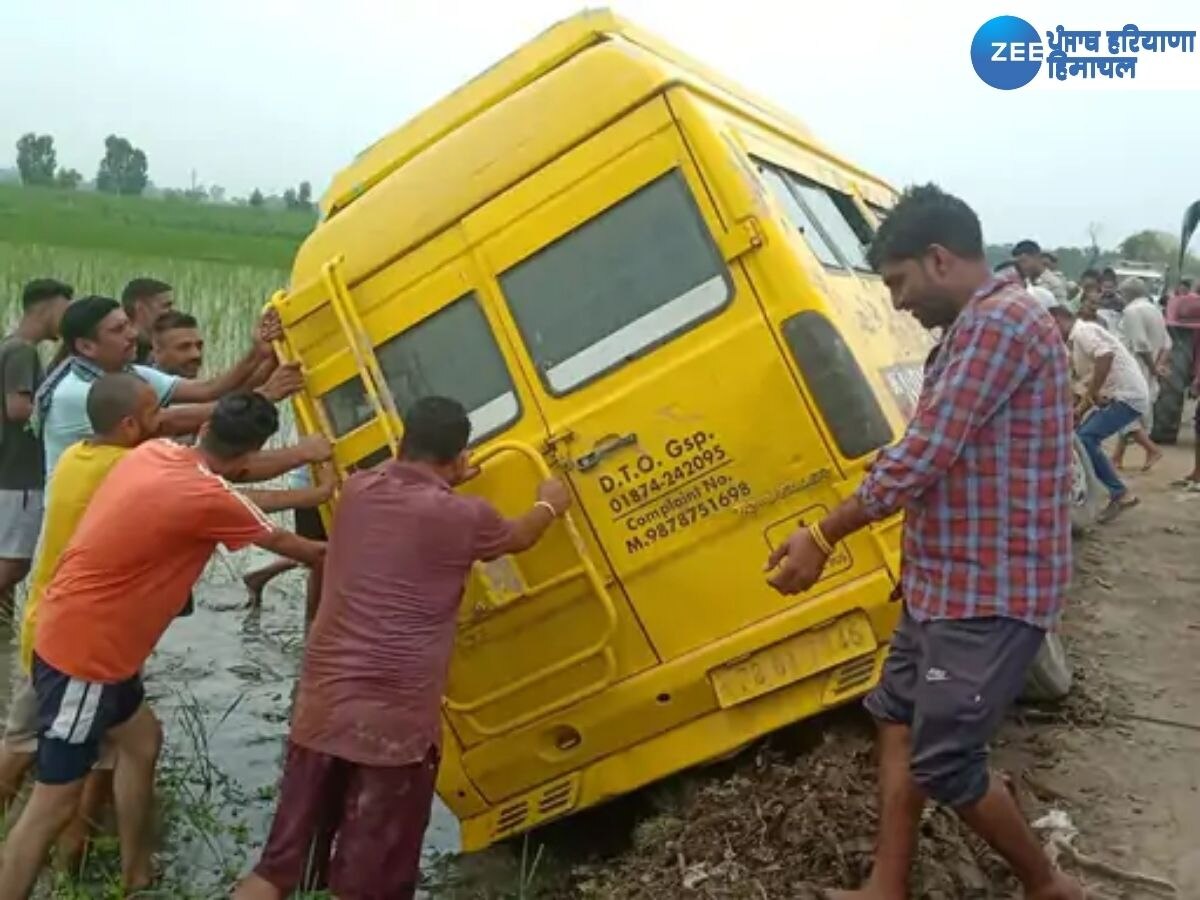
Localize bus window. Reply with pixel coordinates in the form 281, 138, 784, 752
756, 160, 841, 268
784, 174, 873, 272
322, 293, 519, 443
500, 170, 731, 394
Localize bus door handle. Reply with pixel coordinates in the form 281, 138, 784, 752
575, 433, 637, 472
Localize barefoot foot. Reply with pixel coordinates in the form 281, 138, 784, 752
1026, 870, 1086, 900
123, 860, 158, 895
242, 574, 267, 610
826, 887, 901, 900
232, 872, 285, 900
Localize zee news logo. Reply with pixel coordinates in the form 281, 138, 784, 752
971, 15, 1051, 89
988, 41, 1045, 63
971, 14, 1196, 89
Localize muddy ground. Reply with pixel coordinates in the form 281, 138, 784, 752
4, 437, 1194, 898
434, 438, 1200, 899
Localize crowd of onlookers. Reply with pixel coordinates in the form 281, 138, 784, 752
1002, 240, 1200, 515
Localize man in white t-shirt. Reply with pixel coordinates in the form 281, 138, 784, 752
1112, 278, 1171, 471
1048, 304, 1149, 521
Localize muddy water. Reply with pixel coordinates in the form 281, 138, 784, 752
0, 550, 459, 892
152, 554, 461, 882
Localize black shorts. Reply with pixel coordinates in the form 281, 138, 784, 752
1194, 396, 1200, 436
864, 606, 1045, 808
294, 507, 327, 541
33, 655, 144, 785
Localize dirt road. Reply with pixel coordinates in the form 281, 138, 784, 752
1003, 438, 1200, 897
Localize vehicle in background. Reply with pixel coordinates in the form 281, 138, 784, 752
1110, 259, 1166, 298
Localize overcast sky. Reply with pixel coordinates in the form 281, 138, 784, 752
2, 0, 1197, 247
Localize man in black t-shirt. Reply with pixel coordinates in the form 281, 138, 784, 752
0, 279, 72, 620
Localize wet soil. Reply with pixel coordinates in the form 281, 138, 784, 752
147, 558, 462, 890
431, 438, 1200, 899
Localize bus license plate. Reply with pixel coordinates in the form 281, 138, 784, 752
710, 614, 876, 709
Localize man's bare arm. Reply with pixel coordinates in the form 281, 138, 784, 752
157, 403, 215, 436
171, 346, 270, 403
171, 310, 298, 403
239, 356, 278, 391
226, 436, 332, 483
241, 487, 329, 514
818, 495, 875, 545
4, 392, 32, 424
501, 506, 557, 555
240, 463, 335, 513
255, 529, 325, 567
1153, 348, 1171, 377
765, 495, 875, 595
495, 479, 572, 555
1088, 353, 1114, 404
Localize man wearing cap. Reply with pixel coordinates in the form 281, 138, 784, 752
32, 295, 303, 477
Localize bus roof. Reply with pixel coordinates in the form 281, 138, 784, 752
319, 8, 833, 219
296, 8, 894, 290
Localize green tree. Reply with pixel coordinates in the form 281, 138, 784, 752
54, 168, 82, 190
95, 135, 149, 195
283, 187, 298, 209
298, 180, 312, 209
15, 133, 56, 186
1118, 229, 1177, 265
249, 188, 264, 207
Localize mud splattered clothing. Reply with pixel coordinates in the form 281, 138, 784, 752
253, 742, 438, 898
256, 460, 514, 897
290, 461, 513, 766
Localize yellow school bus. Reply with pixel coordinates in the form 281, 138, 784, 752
272, 9, 932, 850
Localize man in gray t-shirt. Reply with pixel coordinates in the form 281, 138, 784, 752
0, 279, 72, 617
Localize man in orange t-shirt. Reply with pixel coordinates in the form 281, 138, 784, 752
0, 392, 325, 899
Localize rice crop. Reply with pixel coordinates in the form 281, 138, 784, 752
0, 189, 314, 897
0, 241, 286, 371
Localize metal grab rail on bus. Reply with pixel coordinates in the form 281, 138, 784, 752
443, 440, 619, 737
267, 291, 337, 448
267, 290, 347, 521
318, 256, 404, 457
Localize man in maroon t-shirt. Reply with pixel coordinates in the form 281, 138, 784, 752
235, 396, 571, 900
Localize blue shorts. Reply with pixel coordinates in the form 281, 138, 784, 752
864, 606, 1045, 809
32, 655, 144, 785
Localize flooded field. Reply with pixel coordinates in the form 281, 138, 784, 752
153, 553, 461, 890
0, 547, 460, 898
